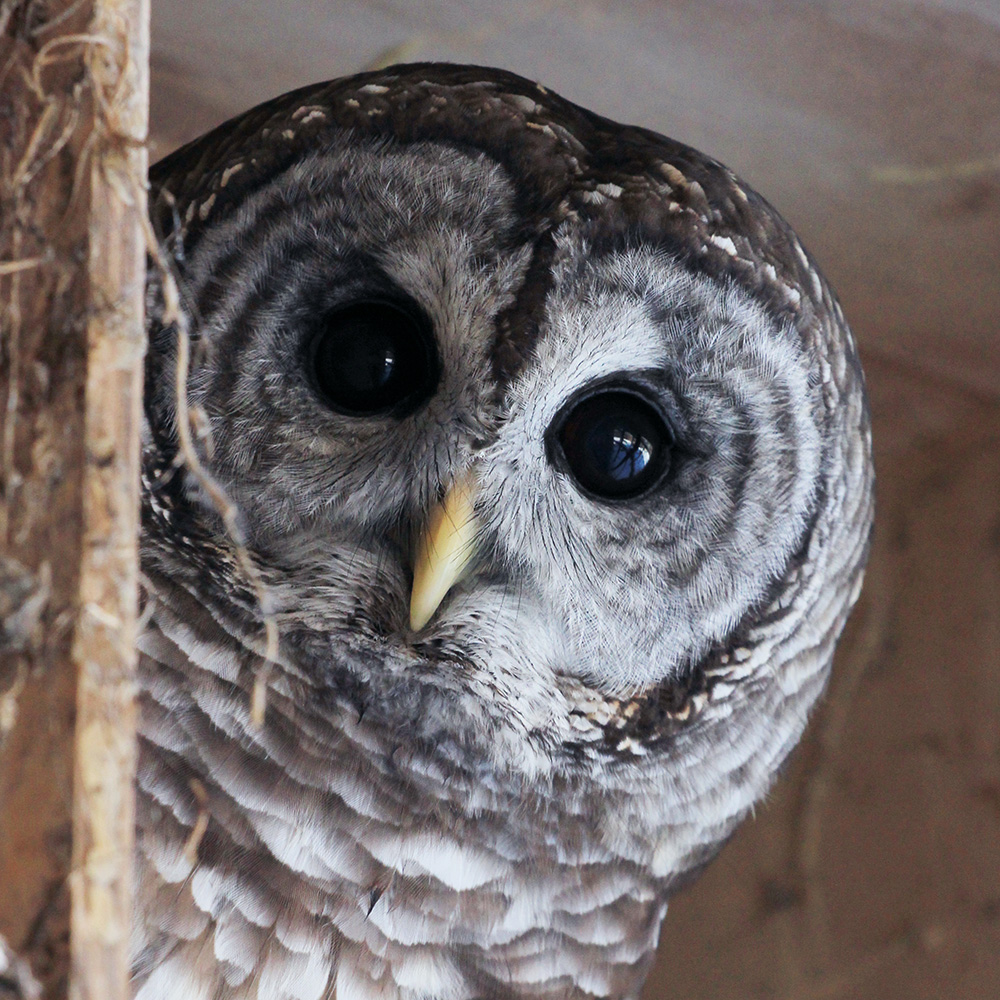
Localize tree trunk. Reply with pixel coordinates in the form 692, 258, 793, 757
0, 1, 149, 997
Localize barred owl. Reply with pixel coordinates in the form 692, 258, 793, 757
135, 63, 874, 1000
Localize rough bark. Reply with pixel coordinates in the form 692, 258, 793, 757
0, 1, 149, 997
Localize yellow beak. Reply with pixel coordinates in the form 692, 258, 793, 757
409, 472, 479, 632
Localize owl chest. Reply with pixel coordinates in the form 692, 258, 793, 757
132, 618, 664, 1000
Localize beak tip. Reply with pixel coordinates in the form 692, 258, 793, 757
408, 603, 431, 633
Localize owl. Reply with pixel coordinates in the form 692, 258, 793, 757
135, 64, 874, 1000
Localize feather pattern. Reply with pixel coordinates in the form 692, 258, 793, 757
135, 63, 874, 999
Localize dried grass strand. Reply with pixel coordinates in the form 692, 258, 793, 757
140, 213, 279, 727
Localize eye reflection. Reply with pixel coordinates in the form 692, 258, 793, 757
605, 427, 654, 481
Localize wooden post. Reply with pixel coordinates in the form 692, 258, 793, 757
0, 1, 149, 997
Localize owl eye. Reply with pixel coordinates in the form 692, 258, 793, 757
310, 301, 438, 416
550, 389, 672, 501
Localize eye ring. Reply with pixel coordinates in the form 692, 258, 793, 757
308, 299, 439, 418
546, 383, 674, 502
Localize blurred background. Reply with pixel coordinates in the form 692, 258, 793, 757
148, 2, 1000, 997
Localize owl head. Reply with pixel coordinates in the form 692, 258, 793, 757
142, 63, 873, 884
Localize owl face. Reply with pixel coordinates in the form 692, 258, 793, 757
143, 61, 871, 866
149, 136, 823, 775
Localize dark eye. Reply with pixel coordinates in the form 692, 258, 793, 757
309, 300, 438, 416
550, 388, 672, 501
